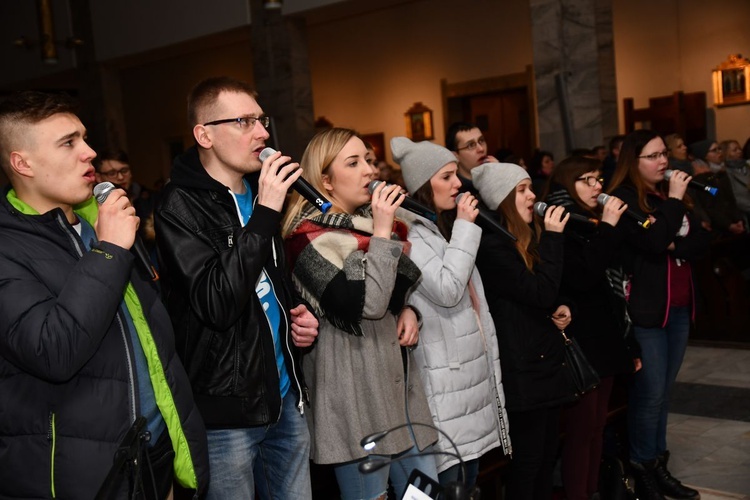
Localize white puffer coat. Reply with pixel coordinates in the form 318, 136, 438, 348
407, 216, 512, 472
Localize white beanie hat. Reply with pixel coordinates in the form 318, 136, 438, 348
391, 136, 457, 193
471, 162, 530, 210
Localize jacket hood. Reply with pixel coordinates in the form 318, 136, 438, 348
170, 146, 259, 194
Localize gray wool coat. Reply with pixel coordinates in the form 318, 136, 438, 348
406, 217, 512, 472
300, 236, 437, 464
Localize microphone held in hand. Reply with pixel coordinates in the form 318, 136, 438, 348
259, 147, 332, 213
597, 193, 651, 229
664, 169, 718, 196
93, 182, 158, 281
455, 192, 517, 242
533, 201, 598, 226
367, 180, 437, 222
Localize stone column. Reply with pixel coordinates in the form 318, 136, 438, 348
69, 0, 127, 153
530, 0, 618, 159
249, 0, 315, 160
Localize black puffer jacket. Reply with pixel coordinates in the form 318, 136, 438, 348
611, 185, 711, 328
546, 194, 638, 378
0, 190, 209, 499
476, 226, 578, 412
155, 147, 307, 428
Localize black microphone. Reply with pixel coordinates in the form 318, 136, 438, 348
367, 180, 437, 222
597, 193, 651, 229
664, 169, 718, 196
93, 182, 158, 281
259, 147, 332, 213
533, 201, 599, 226
456, 192, 517, 242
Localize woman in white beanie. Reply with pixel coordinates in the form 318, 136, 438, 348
281, 128, 438, 500
391, 137, 512, 493
472, 163, 579, 500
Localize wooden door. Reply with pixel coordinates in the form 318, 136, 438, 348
447, 88, 532, 163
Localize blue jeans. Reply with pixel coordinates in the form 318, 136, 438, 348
438, 458, 480, 490
205, 392, 311, 500
628, 306, 690, 463
333, 444, 438, 500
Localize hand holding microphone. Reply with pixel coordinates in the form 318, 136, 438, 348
455, 192, 480, 223
94, 182, 157, 280
664, 169, 717, 197
257, 148, 302, 212
456, 192, 517, 242
533, 202, 587, 232
370, 181, 405, 239
367, 180, 437, 222
259, 147, 332, 213
597, 193, 650, 228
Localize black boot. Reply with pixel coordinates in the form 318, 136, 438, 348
654, 451, 700, 499
629, 460, 666, 500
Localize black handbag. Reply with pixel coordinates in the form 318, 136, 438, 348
560, 329, 600, 395
599, 454, 637, 500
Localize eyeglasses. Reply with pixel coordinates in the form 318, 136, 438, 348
707, 147, 720, 154
203, 115, 271, 130
576, 175, 604, 187
98, 166, 131, 179
638, 150, 669, 161
456, 137, 487, 151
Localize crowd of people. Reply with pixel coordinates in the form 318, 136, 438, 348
1, 78, 747, 500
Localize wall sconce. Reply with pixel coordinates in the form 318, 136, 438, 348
263, 0, 283, 9
404, 102, 434, 142
712, 54, 750, 107
12, 0, 83, 64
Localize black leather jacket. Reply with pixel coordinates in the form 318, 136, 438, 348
155, 147, 307, 428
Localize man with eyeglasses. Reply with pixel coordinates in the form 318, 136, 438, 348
155, 76, 318, 500
94, 150, 140, 200
94, 151, 155, 253
445, 121, 498, 194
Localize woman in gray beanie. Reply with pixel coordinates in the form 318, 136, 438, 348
391, 137, 512, 493
471, 162, 579, 500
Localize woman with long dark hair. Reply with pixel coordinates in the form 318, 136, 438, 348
472, 162, 578, 500
609, 129, 710, 500
281, 128, 438, 500
544, 156, 640, 500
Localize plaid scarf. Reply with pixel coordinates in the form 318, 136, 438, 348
285, 205, 420, 336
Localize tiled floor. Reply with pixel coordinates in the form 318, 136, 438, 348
666, 345, 750, 498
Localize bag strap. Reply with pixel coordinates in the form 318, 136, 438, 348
560, 328, 573, 345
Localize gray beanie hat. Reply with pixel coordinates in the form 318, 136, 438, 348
472, 162, 530, 210
391, 136, 457, 193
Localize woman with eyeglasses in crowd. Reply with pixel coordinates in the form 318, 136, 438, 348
608, 129, 710, 500
719, 139, 750, 222
281, 128, 438, 500
471, 162, 578, 500
542, 156, 641, 500
688, 139, 745, 236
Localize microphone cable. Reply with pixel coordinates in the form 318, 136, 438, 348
359, 349, 472, 498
